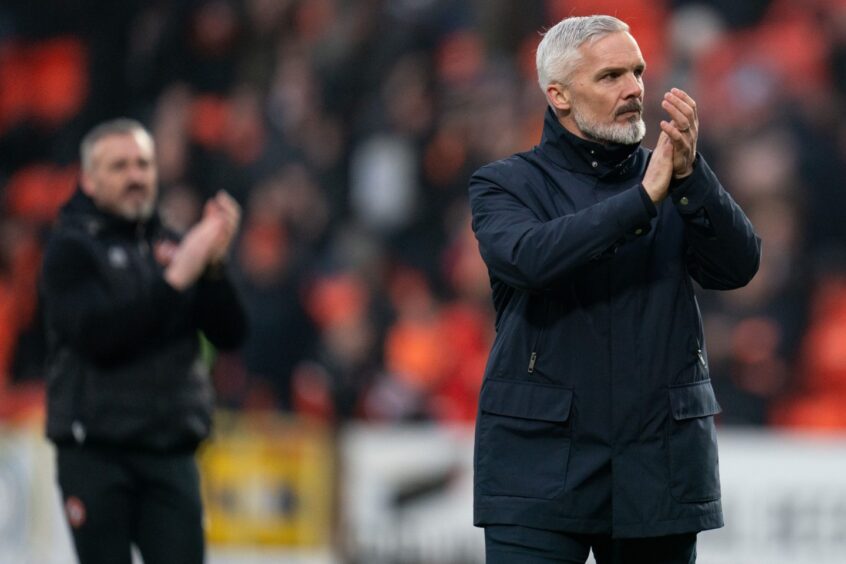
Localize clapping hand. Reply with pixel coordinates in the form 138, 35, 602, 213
164, 191, 241, 290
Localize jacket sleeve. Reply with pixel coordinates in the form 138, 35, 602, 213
192, 266, 248, 350
40, 234, 186, 363
669, 155, 762, 290
469, 163, 656, 291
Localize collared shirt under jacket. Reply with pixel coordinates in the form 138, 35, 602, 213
469, 108, 761, 538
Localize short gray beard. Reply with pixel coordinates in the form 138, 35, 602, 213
116, 198, 155, 222
136, 201, 156, 222
573, 106, 646, 145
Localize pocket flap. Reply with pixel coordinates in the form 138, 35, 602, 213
480, 379, 573, 422
669, 380, 721, 420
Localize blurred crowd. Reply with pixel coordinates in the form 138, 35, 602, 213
1, 0, 845, 428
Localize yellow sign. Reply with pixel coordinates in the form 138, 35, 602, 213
199, 412, 333, 547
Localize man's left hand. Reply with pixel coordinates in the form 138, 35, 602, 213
203, 190, 241, 265
659, 88, 698, 179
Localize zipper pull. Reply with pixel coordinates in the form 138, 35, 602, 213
528, 352, 537, 373
697, 349, 706, 368
71, 420, 87, 444
136, 222, 150, 256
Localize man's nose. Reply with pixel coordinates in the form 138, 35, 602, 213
128, 163, 148, 183
623, 73, 643, 99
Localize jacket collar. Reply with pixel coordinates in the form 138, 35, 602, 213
539, 106, 643, 180
58, 187, 159, 239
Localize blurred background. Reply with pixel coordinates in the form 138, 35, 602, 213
1, 0, 846, 562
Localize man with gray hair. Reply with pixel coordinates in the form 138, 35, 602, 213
469, 15, 760, 563
41, 118, 247, 563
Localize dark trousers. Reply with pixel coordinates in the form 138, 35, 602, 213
56, 443, 204, 564
485, 525, 697, 564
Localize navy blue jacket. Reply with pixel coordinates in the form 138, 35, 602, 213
469, 108, 761, 538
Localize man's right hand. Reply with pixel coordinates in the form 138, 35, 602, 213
204, 191, 241, 265
164, 191, 241, 290
163, 213, 227, 291
642, 132, 674, 204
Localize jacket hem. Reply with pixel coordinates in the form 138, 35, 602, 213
474, 498, 724, 538
474, 499, 611, 535
612, 509, 724, 538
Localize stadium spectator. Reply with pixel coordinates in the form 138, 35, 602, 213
0, 0, 845, 431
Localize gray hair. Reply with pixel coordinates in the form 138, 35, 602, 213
80, 118, 152, 171
536, 15, 630, 91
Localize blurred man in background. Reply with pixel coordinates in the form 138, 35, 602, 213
40, 118, 247, 564
469, 15, 760, 563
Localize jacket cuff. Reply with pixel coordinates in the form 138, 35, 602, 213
669, 155, 712, 214
614, 185, 656, 238
637, 184, 658, 218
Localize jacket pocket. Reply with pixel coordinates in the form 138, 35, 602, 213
667, 379, 722, 503
476, 378, 573, 499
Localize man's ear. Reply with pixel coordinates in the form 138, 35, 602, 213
80, 170, 95, 197
545, 83, 571, 113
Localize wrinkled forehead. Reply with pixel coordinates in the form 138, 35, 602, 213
578, 31, 644, 69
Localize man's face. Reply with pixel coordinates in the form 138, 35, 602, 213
81, 130, 158, 221
555, 31, 646, 145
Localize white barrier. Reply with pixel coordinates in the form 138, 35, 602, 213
4, 422, 846, 563
340, 425, 846, 564
0, 424, 71, 564
340, 424, 481, 563
701, 429, 846, 564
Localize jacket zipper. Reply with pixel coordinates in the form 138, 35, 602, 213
528, 352, 538, 373
683, 278, 708, 370
527, 298, 551, 373
696, 338, 706, 368
68, 352, 87, 444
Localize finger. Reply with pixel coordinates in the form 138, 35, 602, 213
650, 132, 673, 163
215, 192, 241, 223
660, 120, 690, 147
661, 97, 693, 132
215, 190, 239, 213
200, 216, 227, 238
203, 199, 219, 218
666, 94, 698, 136
216, 189, 235, 203
654, 131, 669, 152
219, 206, 239, 230
665, 89, 695, 117
204, 203, 235, 232
670, 88, 698, 119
